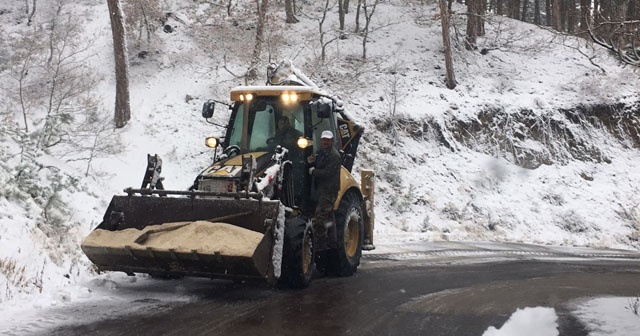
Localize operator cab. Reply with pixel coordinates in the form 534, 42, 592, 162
202, 86, 342, 156
201, 85, 363, 211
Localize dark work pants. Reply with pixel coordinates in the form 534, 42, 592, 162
313, 193, 336, 235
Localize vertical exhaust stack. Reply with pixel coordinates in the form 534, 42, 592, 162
361, 169, 375, 250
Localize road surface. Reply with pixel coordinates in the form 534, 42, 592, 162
36, 241, 640, 335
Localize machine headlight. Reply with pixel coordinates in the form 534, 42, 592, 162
205, 137, 219, 148
281, 92, 298, 104
240, 93, 254, 102
296, 137, 312, 149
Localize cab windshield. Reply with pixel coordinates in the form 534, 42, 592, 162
228, 97, 305, 153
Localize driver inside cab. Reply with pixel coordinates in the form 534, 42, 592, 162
274, 116, 302, 151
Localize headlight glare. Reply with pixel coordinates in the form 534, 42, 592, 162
205, 137, 218, 148
296, 137, 312, 149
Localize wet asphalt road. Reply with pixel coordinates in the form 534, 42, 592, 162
48, 243, 640, 336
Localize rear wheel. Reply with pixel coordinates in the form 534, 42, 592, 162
279, 217, 314, 289
321, 192, 364, 276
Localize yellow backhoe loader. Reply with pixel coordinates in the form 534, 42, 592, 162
81, 60, 375, 288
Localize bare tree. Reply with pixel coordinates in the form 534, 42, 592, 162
285, 0, 298, 23
360, 0, 379, 59
247, 0, 269, 79
318, 0, 339, 61
546, 0, 552, 26
61, 108, 123, 176
496, 0, 504, 15
579, 0, 591, 34
123, 0, 163, 49
384, 61, 405, 146
107, 0, 131, 128
466, 0, 485, 50
534, 0, 542, 24
565, 0, 578, 33
338, 0, 346, 31
1, 1, 122, 165
508, 0, 520, 19
552, 0, 561, 30
355, 0, 362, 33
587, 8, 640, 67
4, 35, 42, 133
26, 0, 36, 26
439, 0, 456, 89
37, 3, 102, 149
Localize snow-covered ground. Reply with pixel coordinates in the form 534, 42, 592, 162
1, 0, 640, 334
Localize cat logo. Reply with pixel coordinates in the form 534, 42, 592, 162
204, 165, 242, 177
339, 123, 350, 139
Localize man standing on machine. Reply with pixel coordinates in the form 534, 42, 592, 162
308, 130, 341, 237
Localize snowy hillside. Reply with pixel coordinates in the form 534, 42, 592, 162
1, 0, 639, 306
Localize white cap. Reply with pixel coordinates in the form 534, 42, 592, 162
321, 130, 334, 139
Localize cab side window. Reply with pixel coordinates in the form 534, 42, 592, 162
249, 104, 276, 150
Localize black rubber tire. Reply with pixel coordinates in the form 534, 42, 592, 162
277, 163, 295, 208
279, 217, 315, 289
326, 191, 364, 276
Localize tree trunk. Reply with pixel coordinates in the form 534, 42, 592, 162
509, 0, 520, 19
546, 0, 552, 26
338, 0, 345, 31
466, 0, 485, 50
248, 0, 269, 79
107, 0, 131, 128
631, 0, 638, 20
616, 0, 630, 49
629, 0, 636, 19
565, 0, 577, 33
521, 0, 529, 22
534, 0, 541, 24
439, 0, 456, 89
355, 0, 362, 33
579, 0, 590, 34
552, 0, 561, 30
319, 0, 331, 61
27, 0, 36, 26
558, 0, 566, 31
361, 0, 379, 60
285, 0, 298, 23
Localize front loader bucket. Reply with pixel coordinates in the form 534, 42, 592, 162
81, 195, 284, 282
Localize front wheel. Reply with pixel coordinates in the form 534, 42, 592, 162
279, 217, 314, 289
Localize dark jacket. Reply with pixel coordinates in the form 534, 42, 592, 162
312, 146, 341, 198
